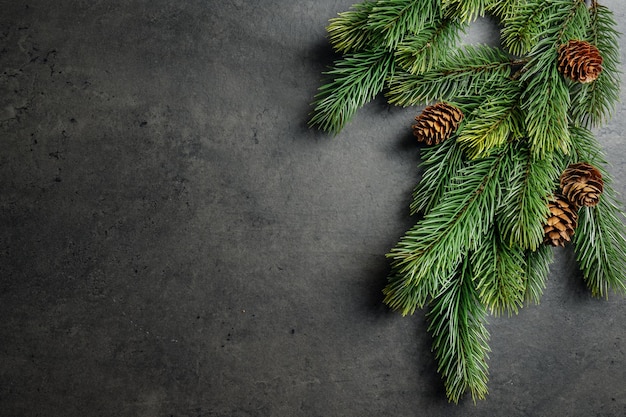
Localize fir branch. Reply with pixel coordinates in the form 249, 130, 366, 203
501, 0, 549, 56
472, 230, 526, 316
327, 0, 443, 53
410, 138, 465, 215
309, 48, 395, 133
327, 1, 377, 53
456, 88, 524, 159
574, 199, 626, 298
388, 45, 513, 107
524, 245, 553, 304
442, 0, 490, 23
368, 0, 440, 49
310, 0, 626, 405
427, 257, 490, 403
558, 0, 592, 44
568, 125, 608, 174
496, 142, 559, 251
393, 19, 465, 75
570, 4, 621, 128
384, 145, 510, 314
518, 0, 590, 158
569, 126, 626, 297
502, 0, 588, 55
384, 268, 451, 319
486, 0, 521, 21
520, 41, 571, 158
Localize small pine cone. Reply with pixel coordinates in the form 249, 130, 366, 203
560, 162, 604, 207
543, 194, 579, 247
412, 102, 463, 146
557, 40, 603, 83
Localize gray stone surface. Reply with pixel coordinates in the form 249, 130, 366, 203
1, 1, 625, 416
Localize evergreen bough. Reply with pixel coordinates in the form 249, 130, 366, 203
309, 0, 626, 404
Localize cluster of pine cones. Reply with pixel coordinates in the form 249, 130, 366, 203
544, 163, 604, 247
410, 39, 605, 247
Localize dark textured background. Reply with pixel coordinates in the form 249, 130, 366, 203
1, 1, 625, 416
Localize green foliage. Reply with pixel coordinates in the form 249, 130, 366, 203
394, 19, 465, 75
570, 4, 621, 128
309, 48, 394, 133
501, 0, 549, 56
569, 125, 609, 177
427, 258, 490, 403
327, 0, 443, 53
472, 230, 526, 316
442, 0, 490, 22
569, 126, 626, 297
516, 0, 590, 157
574, 200, 626, 298
384, 145, 509, 314
388, 45, 513, 106
486, 0, 520, 21
524, 246, 553, 304
368, 0, 440, 49
520, 42, 571, 158
411, 138, 465, 215
456, 87, 523, 159
559, 0, 592, 43
327, 1, 377, 53
496, 143, 558, 251
311, 0, 625, 404
501, 0, 588, 56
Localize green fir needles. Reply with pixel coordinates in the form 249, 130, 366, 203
310, 0, 626, 404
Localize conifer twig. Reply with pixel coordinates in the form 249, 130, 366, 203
309, 48, 394, 133
310, 0, 625, 403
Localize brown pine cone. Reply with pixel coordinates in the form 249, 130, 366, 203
557, 40, 603, 83
412, 102, 463, 146
560, 162, 604, 207
543, 194, 579, 247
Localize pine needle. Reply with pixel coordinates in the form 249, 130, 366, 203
393, 19, 465, 75
574, 200, 626, 298
569, 126, 626, 297
520, 40, 571, 158
524, 245, 553, 305
496, 143, 559, 251
501, 0, 548, 56
327, 1, 377, 53
368, 0, 440, 49
486, 0, 521, 22
411, 138, 465, 215
472, 230, 526, 316
427, 258, 490, 403
442, 0, 490, 23
384, 145, 511, 314
309, 48, 395, 134
389, 44, 512, 106
456, 88, 523, 159
570, 4, 621, 128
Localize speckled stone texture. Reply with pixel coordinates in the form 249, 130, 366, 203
1, 1, 625, 416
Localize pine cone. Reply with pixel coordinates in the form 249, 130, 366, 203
560, 162, 604, 207
543, 195, 579, 247
557, 40, 603, 83
412, 102, 463, 146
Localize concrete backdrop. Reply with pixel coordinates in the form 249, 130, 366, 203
1, 1, 625, 416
